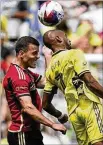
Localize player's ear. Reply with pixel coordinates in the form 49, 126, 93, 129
19, 50, 25, 58
55, 36, 62, 43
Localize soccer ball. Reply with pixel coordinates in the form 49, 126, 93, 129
38, 1, 64, 26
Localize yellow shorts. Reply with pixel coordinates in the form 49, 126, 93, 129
69, 97, 103, 145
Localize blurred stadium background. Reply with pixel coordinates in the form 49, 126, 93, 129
0, 0, 103, 144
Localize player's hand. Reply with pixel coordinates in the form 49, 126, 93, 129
58, 114, 68, 124
51, 123, 67, 134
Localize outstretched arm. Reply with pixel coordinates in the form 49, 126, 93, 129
80, 72, 103, 99
20, 95, 54, 127
19, 95, 66, 134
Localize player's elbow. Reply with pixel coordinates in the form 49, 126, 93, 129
22, 104, 35, 116
37, 77, 46, 89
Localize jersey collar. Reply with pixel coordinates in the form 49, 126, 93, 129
11, 63, 26, 71
52, 49, 66, 57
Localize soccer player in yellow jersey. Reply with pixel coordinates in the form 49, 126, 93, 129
42, 30, 103, 145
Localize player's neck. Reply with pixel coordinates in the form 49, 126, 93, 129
53, 47, 66, 53
13, 58, 28, 69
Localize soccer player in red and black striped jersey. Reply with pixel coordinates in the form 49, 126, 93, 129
3, 36, 67, 145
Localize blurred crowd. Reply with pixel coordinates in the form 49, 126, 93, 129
0, 1, 103, 144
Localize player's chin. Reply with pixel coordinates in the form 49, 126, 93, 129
29, 64, 36, 68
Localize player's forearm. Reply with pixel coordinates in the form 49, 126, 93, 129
23, 106, 54, 127
43, 103, 62, 118
42, 92, 61, 118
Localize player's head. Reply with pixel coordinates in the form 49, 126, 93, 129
15, 36, 40, 68
43, 30, 71, 51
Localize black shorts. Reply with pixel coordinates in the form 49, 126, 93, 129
7, 131, 44, 145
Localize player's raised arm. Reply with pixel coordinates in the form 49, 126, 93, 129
80, 72, 103, 99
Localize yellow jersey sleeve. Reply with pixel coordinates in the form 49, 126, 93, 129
44, 79, 57, 94
72, 49, 90, 77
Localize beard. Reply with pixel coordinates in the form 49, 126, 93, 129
65, 39, 71, 50
66, 44, 71, 50
27, 61, 36, 68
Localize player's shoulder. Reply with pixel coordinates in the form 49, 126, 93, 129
58, 49, 83, 57
69, 48, 83, 53
13, 64, 27, 80
3, 64, 28, 88
8, 64, 27, 80
69, 49, 84, 58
